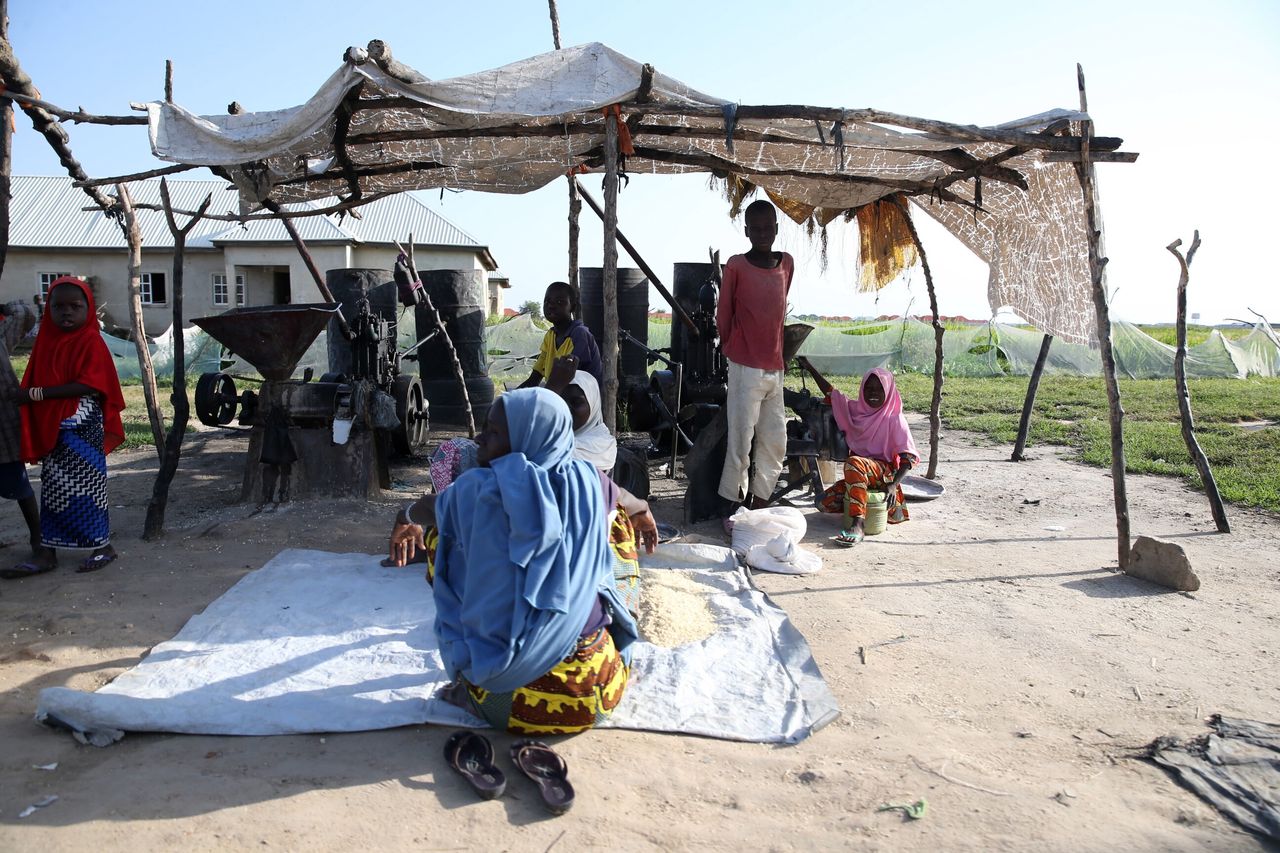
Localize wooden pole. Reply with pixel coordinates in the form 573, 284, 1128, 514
261, 198, 353, 339
1169, 232, 1229, 533
575, 180, 698, 338
1011, 334, 1054, 461
601, 113, 620, 430
116, 183, 166, 455
894, 196, 944, 479
400, 236, 476, 438
567, 178, 580, 286
547, 0, 562, 50
144, 180, 212, 539
0, 0, 11, 284
1074, 64, 1130, 568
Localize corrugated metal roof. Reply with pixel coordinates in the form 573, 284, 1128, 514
7, 175, 240, 250
7, 177, 491, 258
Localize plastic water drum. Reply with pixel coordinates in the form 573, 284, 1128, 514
864, 492, 889, 536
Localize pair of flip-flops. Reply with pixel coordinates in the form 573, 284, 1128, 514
443, 731, 575, 815
1, 552, 118, 578
829, 529, 864, 547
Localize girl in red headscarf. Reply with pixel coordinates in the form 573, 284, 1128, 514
8, 277, 125, 576
797, 358, 918, 546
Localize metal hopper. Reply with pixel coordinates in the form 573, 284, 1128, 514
192, 304, 339, 380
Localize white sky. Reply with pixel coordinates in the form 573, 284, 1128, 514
9, 0, 1279, 325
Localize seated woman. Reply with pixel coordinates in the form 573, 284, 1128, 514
796, 358, 918, 546
550, 361, 658, 611
388, 388, 638, 735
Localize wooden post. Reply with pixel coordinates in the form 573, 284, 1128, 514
116, 183, 166, 455
1074, 64, 1131, 568
144, 180, 212, 539
401, 236, 476, 438
262, 199, 353, 339
893, 196, 944, 479
601, 111, 620, 430
0, 0, 11, 283
1011, 334, 1053, 461
567, 178, 580, 286
1169, 232, 1229, 533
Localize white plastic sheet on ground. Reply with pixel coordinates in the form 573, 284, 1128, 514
36, 545, 838, 746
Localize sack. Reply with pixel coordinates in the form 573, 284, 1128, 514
746, 533, 822, 575
729, 506, 806, 557
730, 506, 822, 574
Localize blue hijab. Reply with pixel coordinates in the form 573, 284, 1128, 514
431, 387, 635, 693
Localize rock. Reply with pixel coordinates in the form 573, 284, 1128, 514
1126, 536, 1200, 591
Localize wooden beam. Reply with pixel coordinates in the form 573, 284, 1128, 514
601, 113, 620, 431
116, 183, 166, 456
894, 196, 944, 480
0, 89, 148, 125
75, 163, 200, 188
1169, 232, 1229, 533
1042, 150, 1139, 164
262, 198, 353, 340
1074, 64, 1131, 569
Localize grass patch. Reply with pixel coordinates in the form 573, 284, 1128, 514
787, 372, 1280, 513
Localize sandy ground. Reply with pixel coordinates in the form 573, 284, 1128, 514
0, 415, 1276, 852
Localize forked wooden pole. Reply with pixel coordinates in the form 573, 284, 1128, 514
117, 183, 166, 455
1169, 232, 1229, 533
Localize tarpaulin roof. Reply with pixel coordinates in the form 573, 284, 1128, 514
144, 42, 1135, 345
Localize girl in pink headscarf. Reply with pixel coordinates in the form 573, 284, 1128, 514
797, 358, 918, 546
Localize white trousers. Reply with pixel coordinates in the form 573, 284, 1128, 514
718, 360, 787, 502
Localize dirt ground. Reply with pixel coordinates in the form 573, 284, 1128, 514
0, 415, 1276, 852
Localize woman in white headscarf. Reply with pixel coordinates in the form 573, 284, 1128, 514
561, 370, 617, 472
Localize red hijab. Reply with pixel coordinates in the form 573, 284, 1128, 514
20, 277, 126, 462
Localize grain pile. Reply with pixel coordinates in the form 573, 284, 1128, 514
637, 569, 718, 647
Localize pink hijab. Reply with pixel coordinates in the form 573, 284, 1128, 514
830, 368, 918, 466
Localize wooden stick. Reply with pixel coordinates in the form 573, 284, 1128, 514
1011, 334, 1053, 461
82, 192, 393, 222
574, 180, 698, 337
1169, 232, 1229, 533
547, 0, 562, 50
75, 163, 199, 188
261, 198, 353, 340
365, 40, 428, 84
116, 183, 166, 455
894, 196, 944, 479
399, 237, 476, 438
567, 177, 580, 286
0, 1, 11, 285
1074, 64, 1131, 569
601, 112, 620, 431
0, 89, 148, 125
164, 59, 173, 103
144, 180, 213, 540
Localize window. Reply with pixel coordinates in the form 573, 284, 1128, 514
140, 272, 167, 305
235, 274, 246, 307
213, 273, 229, 306
38, 271, 71, 298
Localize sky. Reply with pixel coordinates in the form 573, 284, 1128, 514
8, 0, 1280, 326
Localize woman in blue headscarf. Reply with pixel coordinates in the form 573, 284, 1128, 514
389, 387, 638, 734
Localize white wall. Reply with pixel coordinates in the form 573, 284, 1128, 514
1, 248, 227, 335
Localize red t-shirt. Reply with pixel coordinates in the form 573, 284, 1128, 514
716, 252, 794, 370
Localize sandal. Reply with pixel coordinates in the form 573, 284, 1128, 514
0, 561, 56, 580
78, 552, 117, 574
444, 730, 505, 800
829, 529, 864, 548
510, 739, 575, 815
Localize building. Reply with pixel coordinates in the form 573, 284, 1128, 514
487, 270, 511, 317
1, 176, 498, 336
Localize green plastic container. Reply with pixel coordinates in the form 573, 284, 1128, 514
864, 491, 888, 536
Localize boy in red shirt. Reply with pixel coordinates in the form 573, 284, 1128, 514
716, 199, 794, 511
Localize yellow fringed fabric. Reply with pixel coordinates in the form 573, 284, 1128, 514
856, 197, 918, 292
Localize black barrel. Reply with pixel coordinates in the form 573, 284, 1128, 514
670, 262, 718, 368
416, 269, 495, 427
580, 267, 649, 381
326, 268, 398, 376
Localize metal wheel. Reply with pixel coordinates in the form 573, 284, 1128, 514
391, 373, 429, 455
194, 372, 239, 427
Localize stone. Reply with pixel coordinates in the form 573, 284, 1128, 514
1126, 535, 1200, 592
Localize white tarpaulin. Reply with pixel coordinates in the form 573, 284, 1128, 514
142, 42, 1109, 345
36, 545, 838, 746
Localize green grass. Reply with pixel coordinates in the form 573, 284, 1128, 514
789, 372, 1280, 513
